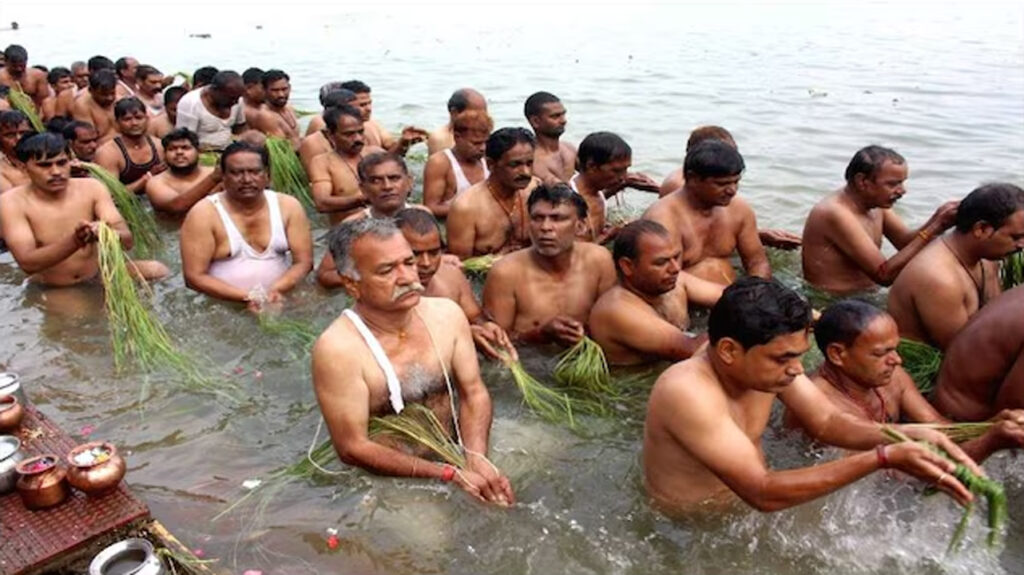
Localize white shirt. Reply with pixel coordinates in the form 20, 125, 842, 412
175, 89, 245, 151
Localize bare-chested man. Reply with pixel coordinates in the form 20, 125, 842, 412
427, 88, 487, 155
802, 146, 958, 293
71, 69, 118, 144
0, 110, 31, 193
114, 57, 139, 99
643, 140, 770, 284
315, 154, 426, 284
524, 91, 576, 185
95, 97, 165, 194
786, 300, 1024, 463
134, 65, 165, 116
146, 128, 220, 215
62, 121, 100, 167
55, 57, 113, 120
180, 141, 312, 306
447, 127, 539, 258
312, 217, 514, 505
175, 71, 247, 152
0, 45, 48, 110
250, 69, 300, 149
889, 183, 1024, 349
934, 286, 1024, 421
589, 220, 720, 365
297, 88, 358, 172
421, 110, 491, 218
40, 67, 74, 122
572, 132, 660, 243
340, 80, 428, 156
484, 184, 616, 345
148, 86, 185, 140
240, 68, 265, 127
0, 133, 168, 285
303, 85, 355, 138
643, 277, 981, 515
307, 105, 384, 223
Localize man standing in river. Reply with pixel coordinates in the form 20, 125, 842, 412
643, 277, 982, 514
313, 217, 515, 505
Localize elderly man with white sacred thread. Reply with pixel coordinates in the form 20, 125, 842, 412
311, 217, 515, 505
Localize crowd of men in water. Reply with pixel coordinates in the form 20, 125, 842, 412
1, 42, 1022, 514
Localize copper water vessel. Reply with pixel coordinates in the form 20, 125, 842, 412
0, 395, 23, 432
15, 454, 69, 509
66, 441, 125, 496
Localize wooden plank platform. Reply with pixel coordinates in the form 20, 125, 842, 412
0, 404, 150, 575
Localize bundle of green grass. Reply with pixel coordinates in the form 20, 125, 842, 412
266, 137, 315, 211
461, 254, 500, 277
897, 338, 942, 394
82, 163, 163, 258
883, 427, 1006, 553
97, 223, 237, 402
1001, 251, 1023, 291
6, 88, 45, 132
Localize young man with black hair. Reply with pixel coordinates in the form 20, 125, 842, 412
340, 79, 428, 155
888, 183, 1024, 349
0, 110, 31, 192
95, 97, 165, 191
643, 277, 982, 514
0, 132, 167, 285
523, 91, 576, 185
251, 69, 300, 148
146, 128, 221, 214
71, 69, 119, 144
0, 45, 48, 109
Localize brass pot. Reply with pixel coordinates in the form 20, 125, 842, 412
0, 395, 24, 432
66, 441, 125, 496
15, 454, 69, 509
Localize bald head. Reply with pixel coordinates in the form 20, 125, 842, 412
448, 88, 487, 116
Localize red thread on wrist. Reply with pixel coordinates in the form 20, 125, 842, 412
440, 464, 456, 482
876, 444, 889, 469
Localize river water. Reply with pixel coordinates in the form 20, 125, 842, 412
1, 2, 1022, 574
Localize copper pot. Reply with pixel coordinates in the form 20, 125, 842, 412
0, 435, 24, 494
0, 395, 24, 432
66, 441, 125, 496
15, 454, 69, 509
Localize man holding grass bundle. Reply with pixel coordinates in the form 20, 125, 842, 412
644, 277, 983, 515
483, 183, 616, 346
313, 217, 514, 506
0, 133, 168, 285
785, 299, 1024, 463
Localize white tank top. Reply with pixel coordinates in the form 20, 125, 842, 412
444, 148, 489, 195
207, 190, 292, 292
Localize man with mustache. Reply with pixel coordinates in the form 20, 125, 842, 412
643, 277, 983, 515
174, 70, 248, 152
484, 184, 616, 345
588, 220, 720, 365
0, 132, 168, 285
421, 110, 492, 218
145, 128, 221, 215
426, 88, 487, 155
180, 141, 312, 307
250, 69, 301, 149
524, 91, 576, 185
935, 286, 1024, 421
62, 121, 100, 174
94, 97, 165, 193
313, 217, 515, 506
642, 140, 771, 285
71, 69, 119, 144
0, 110, 31, 193
784, 299, 1024, 463
307, 105, 386, 223
297, 87, 358, 173
134, 65, 166, 116
447, 127, 539, 259
802, 145, 959, 294
571, 132, 660, 243
888, 183, 1024, 350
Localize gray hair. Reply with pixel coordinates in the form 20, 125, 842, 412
328, 218, 402, 280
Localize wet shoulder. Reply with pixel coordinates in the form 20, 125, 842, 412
416, 296, 466, 326
577, 241, 614, 265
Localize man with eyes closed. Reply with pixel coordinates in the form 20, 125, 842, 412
312, 217, 515, 506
